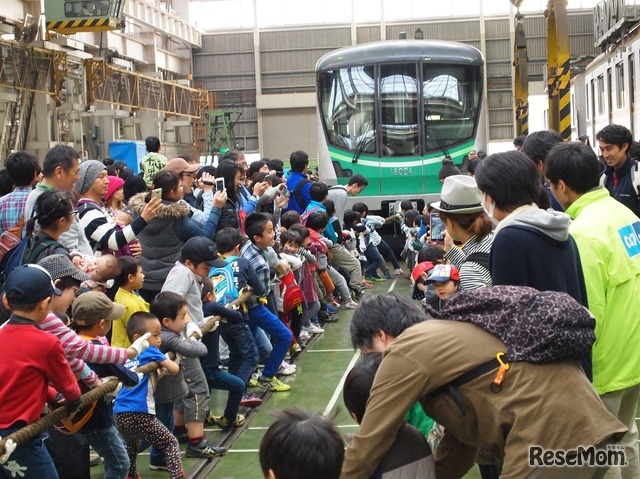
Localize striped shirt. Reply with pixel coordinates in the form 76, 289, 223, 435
76, 199, 147, 253
444, 233, 493, 291
40, 312, 130, 386
241, 241, 271, 295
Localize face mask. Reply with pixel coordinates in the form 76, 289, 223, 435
481, 192, 499, 226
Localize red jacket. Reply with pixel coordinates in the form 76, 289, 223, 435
0, 316, 81, 428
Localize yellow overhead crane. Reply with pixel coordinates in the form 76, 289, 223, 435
45, 0, 125, 34
512, 0, 529, 137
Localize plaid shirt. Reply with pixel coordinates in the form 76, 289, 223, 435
241, 240, 270, 295
0, 186, 32, 234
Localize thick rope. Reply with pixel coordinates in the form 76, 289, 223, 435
0, 290, 254, 457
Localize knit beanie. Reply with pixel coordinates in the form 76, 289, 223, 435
105, 175, 125, 201
75, 160, 106, 195
438, 159, 461, 181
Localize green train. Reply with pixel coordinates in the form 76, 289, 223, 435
316, 39, 485, 215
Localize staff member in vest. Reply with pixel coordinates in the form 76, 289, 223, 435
341, 293, 627, 479
430, 175, 493, 291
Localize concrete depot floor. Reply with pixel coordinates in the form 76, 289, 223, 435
88, 273, 640, 479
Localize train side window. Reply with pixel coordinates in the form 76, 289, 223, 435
590, 79, 596, 119
586, 87, 590, 120
597, 75, 604, 115
630, 54, 635, 109
616, 62, 625, 109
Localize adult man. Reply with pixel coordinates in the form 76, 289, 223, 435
546, 142, 640, 479
522, 129, 564, 210
326, 174, 368, 225
140, 136, 167, 187
342, 292, 627, 479
23, 145, 92, 254
0, 151, 38, 236
596, 124, 640, 216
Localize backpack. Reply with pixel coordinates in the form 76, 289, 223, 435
209, 256, 240, 305
0, 237, 58, 291
422, 285, 595, 363
292, 179, 311, 211
279, 271, 304, 315
463, 251, 490, 272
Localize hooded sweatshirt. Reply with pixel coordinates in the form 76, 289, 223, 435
490, 205, 588, 307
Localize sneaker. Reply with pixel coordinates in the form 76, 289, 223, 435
383, 271, 392, 279
302, 323, 324, 334
185, 439, 227, 458
394, 268, 404, 276
89, 453, 101, 467
210, 413, 246, 430
240, 391, 263, 408
277, 361, 297, 376
351, 289, 364, 302
258, 376, 291, 392
343, 299, 358, 309
361, 280, 373, 289
366, 276, 386, 283
328, 299, 341, 308
299, 330, 311, 341
174, 431, 189, 444
149, 458, 168, 471
289, 343, 303, 360
325, 304, 340, 314
127, 475, 143, 479
248, 377, 260, 388
321, 313, 339, 323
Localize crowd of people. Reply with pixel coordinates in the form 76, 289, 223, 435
0, 123, 638, 479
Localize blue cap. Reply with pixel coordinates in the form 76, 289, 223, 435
4, 264, 62, 304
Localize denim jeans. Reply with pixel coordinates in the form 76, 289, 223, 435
377, 239, 401, 269
220, 322, 259, 385
206, 368, 245, 420
149, 402, 175, 464
0, 428, 58, 479
364, 242, 386, 277
81, 426, 130, 479
247, 305, 292, 378
251, 325, 273, 366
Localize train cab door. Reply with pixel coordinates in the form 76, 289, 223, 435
377, 62, 423, 197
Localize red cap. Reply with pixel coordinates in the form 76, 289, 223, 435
411, 261, 435, 282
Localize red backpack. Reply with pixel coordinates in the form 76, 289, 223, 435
279, 271, 304, 315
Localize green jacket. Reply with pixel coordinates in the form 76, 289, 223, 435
566, 187, 640, 395
141, 152, 167, 187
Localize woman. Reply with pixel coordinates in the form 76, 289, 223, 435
215, 160, 259, 231
104, 175, 125, 214
129, 170, 226, 302
23, 190, 75, 263
430, 175, 493, 291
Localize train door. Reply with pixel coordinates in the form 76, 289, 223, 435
630, 53, 635, 134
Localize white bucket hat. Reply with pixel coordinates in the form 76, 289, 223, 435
430, 175, 484, 214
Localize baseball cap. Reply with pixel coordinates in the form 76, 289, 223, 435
427, 264, 460, 283
38, 254, 92, 283
180, 236, 227, 267
4, 264, 62, 304
72, 291, 125, 325
162, 158, 199, 176
411, 261, 435, 283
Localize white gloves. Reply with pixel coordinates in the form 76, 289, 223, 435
184, 322, 203, 341
129, 332, 151, 355
0, 437, 17, 464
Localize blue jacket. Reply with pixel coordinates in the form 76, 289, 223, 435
284, 172, 312, 214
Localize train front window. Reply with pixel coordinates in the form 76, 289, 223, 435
422, 64, 482, 153
318, 66, 376, 155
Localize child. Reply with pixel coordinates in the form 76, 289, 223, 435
411, 246, 446, 301
113, 312, 184, 479
352, 202, 403, 277
343, 353, 435, 479
400, 210, 421, 273
148, 291, 219, 470
241, 213, 294, 392
70, 292, 140, 479
112, 256, 149, 347
0, 265, 81, 477
425, 264, 460, 311
259, 409, 344, 479
278, 230, 307, 346
214, 227, 263, 408
160, 237, 228, 457
37, 254, 148, 388
199, 278, 248, 429
343, 209, 386, 283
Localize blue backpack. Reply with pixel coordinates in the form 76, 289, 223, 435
0, 237, 57, 291
208, 256, 240, 305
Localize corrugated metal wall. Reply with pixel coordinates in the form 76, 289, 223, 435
193, 11, 598, 154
